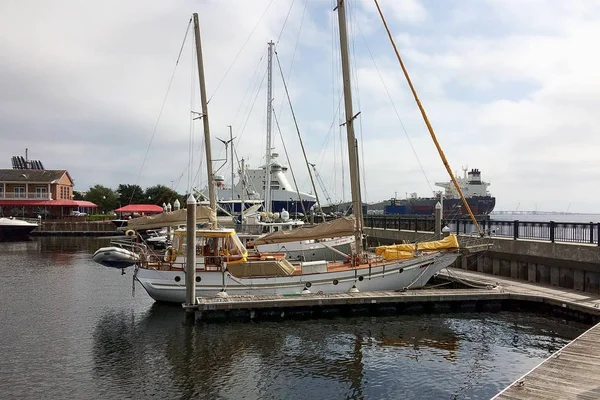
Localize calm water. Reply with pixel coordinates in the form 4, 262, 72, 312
491, 213, 600, 223
0, 237, 589, 399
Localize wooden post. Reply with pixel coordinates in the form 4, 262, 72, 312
184, 194, 197, 324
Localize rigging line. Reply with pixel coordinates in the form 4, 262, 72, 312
129, 17, 192, 204
354, 12, 433, 195
275, 0, 308, 117
272, 110, 308, 218
231, 49, 266, 129
314, 94, 343, 167
348, 3, 369, 203
276, 0, 296, 46
373, 0, 482, 235
274, 50, 325, 222
207, 0, 275, 103
234, 66, 268, 150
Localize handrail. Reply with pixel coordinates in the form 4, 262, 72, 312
364, 215, 600, 246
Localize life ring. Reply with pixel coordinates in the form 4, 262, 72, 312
125, 229, 136, 237
163, 248, 177, 263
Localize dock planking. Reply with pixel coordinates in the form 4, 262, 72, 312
185, 268, 600, 319
492, 321, 600, 399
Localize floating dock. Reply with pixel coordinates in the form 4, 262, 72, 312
182, 268, 600, 324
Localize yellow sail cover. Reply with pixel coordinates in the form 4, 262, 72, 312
375, 234, 459, 261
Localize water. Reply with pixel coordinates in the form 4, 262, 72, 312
491, 213, 600, 223
0, 237, 589, 399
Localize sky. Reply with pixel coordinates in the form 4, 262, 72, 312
1, 0, 599, 213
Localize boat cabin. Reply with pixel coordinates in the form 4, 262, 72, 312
171, 228, 248, 268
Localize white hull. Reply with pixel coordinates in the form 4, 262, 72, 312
255, 236, 353, 262
134, 251, 458, 303
92, 246, 139, 269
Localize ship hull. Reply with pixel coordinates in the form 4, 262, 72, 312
385, 196, 495, 217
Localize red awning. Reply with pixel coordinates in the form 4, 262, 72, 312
0, 199, 81, 207
74, 200, 98, 208
114, 204, 163, 213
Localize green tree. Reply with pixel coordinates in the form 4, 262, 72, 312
117, 184, 146, 205
73, 191, 85, 201
85, 185, 118, 213
145, 184, 182, 206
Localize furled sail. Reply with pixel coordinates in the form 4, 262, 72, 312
119, 205, 216, 231
252, 217, 355, 245
375, 234, 459, 261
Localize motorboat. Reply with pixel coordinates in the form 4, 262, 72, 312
0, 217, 38, 239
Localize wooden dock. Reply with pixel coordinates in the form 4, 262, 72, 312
492, 322, 600, 399
183, 268, 600, 323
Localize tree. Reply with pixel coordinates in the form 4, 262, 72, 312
117, 184, 146, 206
73, 191, 85, 201
85, 185, 118, 213
145, 184, 182, 206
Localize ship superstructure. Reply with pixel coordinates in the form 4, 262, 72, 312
385, 168, 495, 217
212, 153, 316, 215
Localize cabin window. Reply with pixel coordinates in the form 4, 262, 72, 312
223, 234, 245, 257
173, 234, 182, 252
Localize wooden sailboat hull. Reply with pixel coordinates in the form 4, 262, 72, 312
134, 251, 458, 303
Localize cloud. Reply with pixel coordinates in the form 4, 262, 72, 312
1, 0, 600, 213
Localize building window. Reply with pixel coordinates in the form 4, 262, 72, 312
0, 186, 3, 198
14, 186, 25, 198
35, 186, 47, 199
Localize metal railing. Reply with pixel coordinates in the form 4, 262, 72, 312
365, 216, 600, 246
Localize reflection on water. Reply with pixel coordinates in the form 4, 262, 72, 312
90, 306, 584, 400
0, 237, 591, 399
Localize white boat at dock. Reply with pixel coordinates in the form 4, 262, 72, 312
133, 226, 460, 303
0, 217, 38, 239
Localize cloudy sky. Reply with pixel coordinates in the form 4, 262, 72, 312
1, 0, 599, 212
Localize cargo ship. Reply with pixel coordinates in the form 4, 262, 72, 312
384, 168, 495, 217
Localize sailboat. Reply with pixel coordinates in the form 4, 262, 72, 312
195, 40, 354, 262
133, 5, 460, 303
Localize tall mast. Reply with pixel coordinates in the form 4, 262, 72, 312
193, 13, 216, 223
336, 0, 363, 256
264, 40, 274, 214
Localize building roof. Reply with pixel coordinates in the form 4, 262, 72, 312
0, 169, 70, 183
114, 204, 164, 213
